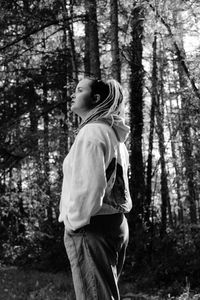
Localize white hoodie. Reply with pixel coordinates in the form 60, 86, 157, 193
58, 117, 132, 231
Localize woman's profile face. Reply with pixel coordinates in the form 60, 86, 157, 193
71, 78, 93, 119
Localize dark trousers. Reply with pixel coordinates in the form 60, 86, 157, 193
64, 213, 129, 300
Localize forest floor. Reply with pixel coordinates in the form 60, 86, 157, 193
0, 265, 199, 300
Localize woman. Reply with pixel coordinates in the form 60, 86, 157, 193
59, 77, 132, 300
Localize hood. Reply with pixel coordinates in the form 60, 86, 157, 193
101, 116, 130, 142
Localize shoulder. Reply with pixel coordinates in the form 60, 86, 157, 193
78, 122, 113, 141
72, 123, 108, 155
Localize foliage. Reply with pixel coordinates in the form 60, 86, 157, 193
0, 183, 67, 271
125, 224, 200, 296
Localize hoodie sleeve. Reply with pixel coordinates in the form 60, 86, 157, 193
65, 128, 107, 231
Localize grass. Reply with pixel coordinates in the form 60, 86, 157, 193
1, 266, 200, 300
0, 266, 75, 300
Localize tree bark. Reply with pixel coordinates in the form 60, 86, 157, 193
156, 106, 172, 236
174, 11, 197, 224
42, 64, 52, 224
29, 81, 39, 152
167, 102, 183, 225
84, 11, 91, 76
110, 0, 121, 82
61, 0, 78, 82
145, 32, 157, 226
129, 3, 145, 229
156, 57, 173, 236
84, 0, 101, 78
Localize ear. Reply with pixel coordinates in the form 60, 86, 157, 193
93, 94, 101, 106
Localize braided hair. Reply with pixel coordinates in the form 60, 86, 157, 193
78, 78, 124, 131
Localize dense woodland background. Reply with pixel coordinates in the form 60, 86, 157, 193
0, 0, 200, 295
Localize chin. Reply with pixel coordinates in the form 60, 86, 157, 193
71, 106, 80, 117
71, 105, 76, 113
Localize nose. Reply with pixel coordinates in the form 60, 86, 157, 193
71, 93, 75, 100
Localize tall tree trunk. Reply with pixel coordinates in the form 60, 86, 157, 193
16, 76, 26, 235
129, 3, 145, 229
29, 81, 39, 152
174, 11, 197, 224
61, 0, 78, 82
84, 0, 101, 78
17, 163, 26, 235
156, 105, 172, 236
144, 31, 157, 226
166, 94, 183, 224
157, 54, 173, 236
110, 0, 121, 82
84, 15, 90, 76
180, 80, 197, 224
42, 64, 52, 224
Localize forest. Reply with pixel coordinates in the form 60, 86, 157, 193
0, 0, 200, 299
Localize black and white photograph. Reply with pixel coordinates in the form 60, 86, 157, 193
0, 0, 200, 299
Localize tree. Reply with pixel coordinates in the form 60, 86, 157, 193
128, 2, 145, 233
174, 8, 197, 224
84, 0, 101, 78
144, 31, 157, 226
110, 0, 121, 82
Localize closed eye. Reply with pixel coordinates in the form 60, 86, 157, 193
75, 88, 82, 93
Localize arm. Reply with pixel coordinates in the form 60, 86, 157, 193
65, 132, 107, 231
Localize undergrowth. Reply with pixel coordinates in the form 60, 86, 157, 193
1, 266, 200, 300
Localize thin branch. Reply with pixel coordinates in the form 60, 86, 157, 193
1, 27, 63, 64
0, 14, 85, 52
0, 20, 59, 52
